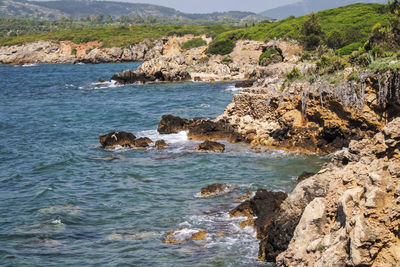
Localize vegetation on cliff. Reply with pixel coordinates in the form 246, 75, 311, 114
0, 24, 237, 47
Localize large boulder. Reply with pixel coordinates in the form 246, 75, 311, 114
230, 189, 287, 238
196, 141, 225, 152
99, 131, 136, 149
157, 115, 190, 134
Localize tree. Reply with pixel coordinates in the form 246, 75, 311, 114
119, 15, 131, 24
105, 14, 113, 24
95, 13, 104, 23
326, 31, 344, 49
300, 13, 323, 50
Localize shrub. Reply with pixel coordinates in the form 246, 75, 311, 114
370, 45, 384, 58
181, 37, 207, 50
222, 55, 233, 65
337, 42, 364, 56
326, 30, 344, 49
71, 48, 77, 55
206, 38, 235, 55
347, 71, 360, 82
285, 67, 301, 81
259, 47, 282, 66
349, 49, 372, 67
300, 13, 324, 50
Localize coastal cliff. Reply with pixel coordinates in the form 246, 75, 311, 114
0, 38, 165, 64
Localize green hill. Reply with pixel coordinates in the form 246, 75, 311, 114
0, 24, 238, 47
217, 3, 389, 47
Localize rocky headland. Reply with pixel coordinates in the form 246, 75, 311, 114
89, 34, 400, 266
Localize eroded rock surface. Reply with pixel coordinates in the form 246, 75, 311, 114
196, 141, 225, 153
261, 118, 400, 266
230, 189, 288, 239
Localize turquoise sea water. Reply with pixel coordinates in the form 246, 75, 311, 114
0, 63, 326, 266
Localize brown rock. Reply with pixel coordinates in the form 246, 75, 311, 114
134, 137, 153, 149
155, 140, 168, 149
196, 141, 225, 153
190, 230, 208, 240
200, 184, 233, 197
99, 131, 136, 149
157, 114, 190, 134
297, 172, 316, 182
163, 228, 185, 245
235, 190, 253, 202
230, 189, 287, 239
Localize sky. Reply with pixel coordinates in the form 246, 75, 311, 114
102, 0, 300, 13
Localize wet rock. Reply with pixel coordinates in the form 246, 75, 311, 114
230, 189, 287, 239
196, 141, 225, 153
134, 137, 153, 149
190, 230, 208, 240
297, 171, 316, 182
235, 80, 256, 88
188, 119, 242, 142
155, 140, 168, 149
235, 189, 253, 202
157, 114, 190, 134
164, 228, 185, 244
200, 184, 233, 197
99, 131, 136, 149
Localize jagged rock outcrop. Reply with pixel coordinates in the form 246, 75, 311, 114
260, 118, 400, 266
217, 70, 400, 154
157, 114, 244, 142
230, 189, 288, 238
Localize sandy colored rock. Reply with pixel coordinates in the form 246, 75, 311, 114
200, 184, 233, 197
190, 230, 208, 241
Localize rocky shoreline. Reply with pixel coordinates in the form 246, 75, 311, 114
91, 35, 400, 265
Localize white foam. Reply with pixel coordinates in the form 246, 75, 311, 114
137, 130, 188, 144
225, 85, 242, 92
21, 63, 39, 67
82, 80, 123, 90
51, 219, 62, 225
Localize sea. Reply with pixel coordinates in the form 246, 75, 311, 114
0, 62, 327, 266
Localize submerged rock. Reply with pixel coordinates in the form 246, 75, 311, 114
196, 141, 225, 153
190, 230, 208, 240
155, 139, 168, 149
99, 131, 136, 149
134, 137, 153, 149
199, 184, 234, 197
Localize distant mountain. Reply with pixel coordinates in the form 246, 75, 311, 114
260, 0, 387, 20
0, 0, 262, 21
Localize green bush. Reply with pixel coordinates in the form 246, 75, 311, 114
222, 55, 233, 65
316, 54, 349, 73
349, 49, 372, 67
347, 71, 360, 82
71, 48, 77, 55
181, 37, 207, 50
285, 67, 301, 81
206, 38, 235, 55
337, 42, 364, 55
259, 47, 282, 66
300, 13, 324, 50
326, 30, 344, 49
